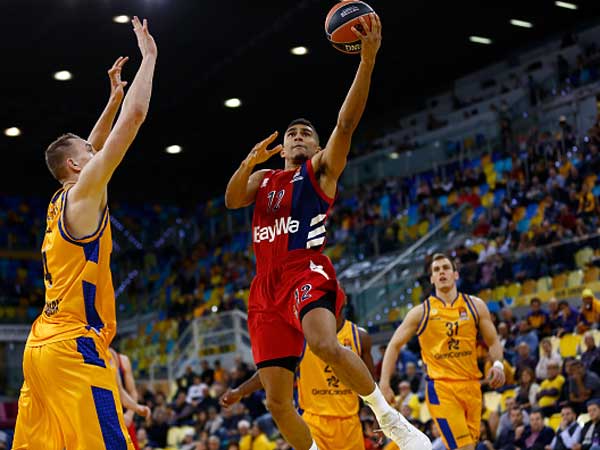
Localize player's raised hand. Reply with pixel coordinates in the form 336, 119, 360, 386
132, 16, 157, 59
486, 364, 506, 390
244, 132, 283, 168
219, 388, 243, 407
352, 13, 381, 64
108, 56, 129, 101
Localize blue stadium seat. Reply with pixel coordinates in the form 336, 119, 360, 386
526, 204, 538, 219
494, 189, 506, 206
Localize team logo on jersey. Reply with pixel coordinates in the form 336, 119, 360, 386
261, 178, 270, 188
343, 338, 352, 348
458, 307, 469, 321
290, 173, 304, 183
44, 299, 61, 317
253, 216, 299, 243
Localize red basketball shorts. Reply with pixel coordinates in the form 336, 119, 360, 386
248, 250, 345, 368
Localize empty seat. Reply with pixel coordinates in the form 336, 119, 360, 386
522, 279, 537, 295
537, 276, 552, 293
552, 273, 568, 291
567, 270, 583, 288
584, 266, 599, 284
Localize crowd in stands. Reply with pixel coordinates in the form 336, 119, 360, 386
92, 288, 600, 450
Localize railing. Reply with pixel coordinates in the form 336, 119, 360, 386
148, 310, 252, 384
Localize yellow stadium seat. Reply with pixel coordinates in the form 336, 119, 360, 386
388, 308, 402, 322
584, 266, 600, 284
447, 191, 458, 205
486, 171, 497, 187
493, 285, 507, 301
407, 224, 419, 240
411, 285, 423, 304
418, 220, 430, 237
548, 413, 562, 430
576, 247, 595, 269
522, 279, 537, 295
478, 289, 492, 301
419, 402, 431, 423
552, 273, 568, 291
482, 192, 494, 208
506, 282, 522, 299
537, 276, 552, 294
483, 162, 494, 175
559, 333, 581, 358
484, 391, 502, 413
500, 389, 516, 412
471, 243, 485, 255
530, 214, 544, 227
567, 270, 584, 288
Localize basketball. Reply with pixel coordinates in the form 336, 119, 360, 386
325, 1, 374, 54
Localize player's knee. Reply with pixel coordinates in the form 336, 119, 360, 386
264, 394, 295, 418
309, 338, 342, 364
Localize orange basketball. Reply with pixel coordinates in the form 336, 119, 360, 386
325, 1, 374, 54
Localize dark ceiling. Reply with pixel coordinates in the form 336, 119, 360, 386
3, 0, 600, 203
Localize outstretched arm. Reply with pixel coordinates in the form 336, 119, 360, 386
87, 56, 129, 151
225, 132, 282, 209
379, 305, 423, 403
472, 296, 505, 390
313, 13, 381, 185
70, 17, 157, 204
219, 371, 264, 407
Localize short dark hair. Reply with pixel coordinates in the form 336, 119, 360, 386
529, 407, 544, 418
530, 297, 541, 305
562, 404, 576, 414
430, 253, 457, 273
286, 118, 319, 144
45, 133, 80, 182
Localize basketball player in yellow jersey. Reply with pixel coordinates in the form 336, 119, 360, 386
380, 253, 505, 450
219, 312, 374, 450
13, 17, 157, 450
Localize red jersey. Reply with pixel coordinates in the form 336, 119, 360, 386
252, 159, 334, 274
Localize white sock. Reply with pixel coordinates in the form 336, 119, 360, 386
360, 384, 396, 420
309, 440, 319, 450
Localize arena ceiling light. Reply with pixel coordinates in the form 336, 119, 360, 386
224, 98, 242, 108
113, 15, 130, 24
389, 152, 399, 159
469, 36, 492, 45
510, 19, 533, 28
290, 46, 309, 56
165, 145, 182, 154
53, 70, 73, 81
555, 1, 578, 10
4, 127, 21, 137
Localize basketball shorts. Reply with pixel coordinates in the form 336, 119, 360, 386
425, 379, 482, 449
13, 331, 134, 450
303, 411, 365, 450
248, 250, 345, 369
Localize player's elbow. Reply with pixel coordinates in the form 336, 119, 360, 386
336, 117, 356, 135
225, 194, 242, 210
129, 107, 148, 125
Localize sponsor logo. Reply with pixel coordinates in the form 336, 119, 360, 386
253, 216, 299, 243
311, 388, 353, 396
290, 174, 304, 183
459, 306, 469, 321
433, 350, 473, 360
261, 178, 270, 188
340, 5, 359, 17
344, 43, 361, 52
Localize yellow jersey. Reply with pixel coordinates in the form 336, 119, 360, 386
417, 293, 481, 381
297, 320, 362, 418
27, 188, 116, 348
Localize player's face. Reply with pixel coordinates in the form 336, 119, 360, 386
430, 258, 458, 292
67, 139, 96, 174
282, 125, 320, 164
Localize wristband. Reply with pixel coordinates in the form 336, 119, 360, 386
493, 360, 504, 371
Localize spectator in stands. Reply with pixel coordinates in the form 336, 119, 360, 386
214, 359, 227, 384
179, 428, 199, 450
208, 436, 221, 450
205, 406, 224, 436
514, 408, 554, 449
146, 406, 170, 448
515, 367, 540, 411
374, 344, 387, 380
515, 324, 540, 365
496, 405, 526, 449
497, 398, 530, 440
527, 298, 549, 338
238, 419, 252, 450
537, 361, 566, 417
187, 375, 209, 404
536, 338, 563, 380
546, 298, 562, 334
580, 331, 600, 375
401, 361, 423, 395
557, 300, 579, 337
575, 398, 600, 450
498, 322, 516, 354
577, 183, 596, 222
395, 381, 420, 420
515, 343, 539, 382
170, 391, 196, 426
477, 419, 495, 450
548, 404, 582, 450
248, 420, 276, 450
0, 431, 6, 450
579, 289, 600, 334
569, 360, 600, 414
201, 360, 215, 385
501, 307, 518, 333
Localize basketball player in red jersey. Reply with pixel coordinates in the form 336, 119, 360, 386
225, 14, 431, 450
13, 17, 156, 449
